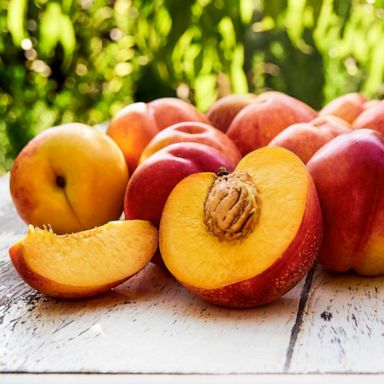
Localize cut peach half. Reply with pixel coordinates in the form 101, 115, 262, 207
9, 220, 158, 299
160, 147, 322, 308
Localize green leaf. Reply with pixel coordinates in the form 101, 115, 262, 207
7, 0, 27, 46
285, 0, 306, 44
306, 0, 323, 27
62, 0, 74, 14
39, 3, 62, 57
194, 74, 217, 111
230, 44, 248, 93
60, 15, 76, 69
240, 0, 254, 24
218, 16, 236, 53
263, 0, 288, 19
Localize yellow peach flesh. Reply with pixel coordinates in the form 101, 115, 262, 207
16, 220, 157, 288
160, 147, 309, 289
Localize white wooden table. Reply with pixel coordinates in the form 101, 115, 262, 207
1, 173, 384, 383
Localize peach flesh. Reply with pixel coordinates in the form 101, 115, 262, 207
160, 147, 322, 308
10, 220, 158, 298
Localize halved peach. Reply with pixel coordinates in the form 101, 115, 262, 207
9, 220, 158, 299
160, 147, 322, 308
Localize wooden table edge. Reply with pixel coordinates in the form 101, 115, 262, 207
3, 373, 384, 384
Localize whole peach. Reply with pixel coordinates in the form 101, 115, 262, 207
320, 92, 367, 123
269, 115, 351, 163
124, 142, 236, 227
206, 94, 258, 133
307, 129, 384, 275
10, 123, 129, 234
227, 91, 317, 155
352, 100, 384, 134
139, 122, 242, 165
107, 98, 208, 173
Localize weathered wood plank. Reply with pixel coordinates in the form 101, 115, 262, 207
288, 266, 384, 373
0, 174, 303, 374
0, 173, 11, 208
3, 373, 384, 384
0, 260, 304, 373
0, 174, 26, 263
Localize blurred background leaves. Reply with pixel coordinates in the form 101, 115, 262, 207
1, 0, 383, 173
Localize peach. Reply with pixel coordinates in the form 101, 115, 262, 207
308, 129, 384, 276
9, 220, 158, 298
320, 92, 367, 123
269, 115, 351, 163
206, 94, 258, 133
139, 122, 242, 165
10, 123, 129, 234
364, 99, 381, 110
227, 92, 317, 155
148, 97, 209, 130
307, 129, 384, 275
160, 147, 322, 308
107, 98, 208, 172
352, 100, 384, 134
124, 142, 237, 228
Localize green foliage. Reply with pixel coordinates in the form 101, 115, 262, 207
0, 0, 384, 173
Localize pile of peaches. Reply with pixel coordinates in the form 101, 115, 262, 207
8, 91, 384, 308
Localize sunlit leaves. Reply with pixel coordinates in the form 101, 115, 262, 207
240, 0, 254, 23
39, 3, 76, 69
230, 44, 248, 93
7, 0, 27, 45
194, 74, 217, 111
2, 0, 384, 174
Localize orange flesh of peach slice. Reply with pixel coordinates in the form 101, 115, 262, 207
10, 220, 158, 297
160, 147, 309, 290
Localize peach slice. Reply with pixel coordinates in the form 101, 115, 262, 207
9, 221, 158, 299
160, 147, 322, 308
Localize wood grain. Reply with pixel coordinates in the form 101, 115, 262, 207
0, 174, 303, 374
3, 373, 384, 384
2, 172, 384, 378
288, 267, 384, 373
